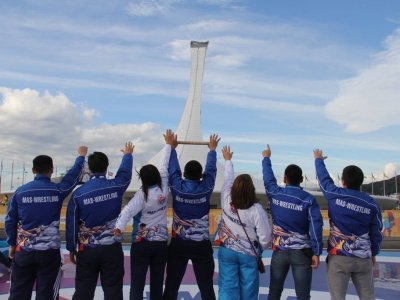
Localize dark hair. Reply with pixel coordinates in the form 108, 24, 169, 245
342, 165, 364, 190
32, 155, 53, 174
184, 160, 203, 180
231, 174, 256, 209
88, 152, 109, 173
138, 164, 162, 200
284, 164, 303, 186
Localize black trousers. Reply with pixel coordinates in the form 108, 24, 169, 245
9, 248, 61, 300
73, 242, 124, 300
163, 238, 216, 300
130, 241, 167, 300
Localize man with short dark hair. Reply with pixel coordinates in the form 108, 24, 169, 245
262, 145, 323, 300
66, 142, 134, 300
5, 146, 87, 300
163, 134, 220, 300
314, 149, 383, 300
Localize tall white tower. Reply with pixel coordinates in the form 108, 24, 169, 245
149, 42, 210, 166
174, 41, 209, 164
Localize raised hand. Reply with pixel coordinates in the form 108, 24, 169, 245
122, 141, 135, 154
164, 129, 177, 148
78, 146, 88, 157
262, 144, 271, 158
222, 146, 233, 161
208, 134, 220, 151
313, 149, 327, 160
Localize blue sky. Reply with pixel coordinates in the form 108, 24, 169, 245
0, 0, 399, 190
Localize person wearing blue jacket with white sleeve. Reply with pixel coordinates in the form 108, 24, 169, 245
314, 148, 383, 300
5, 145, 87, 300
66, 142, 133, 300
262, 145, 323, 300
113, 130, 173, 300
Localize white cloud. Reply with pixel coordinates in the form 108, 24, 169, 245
127, 0, 181, 16
325, 28, 400, 133
0, 87, 163, 172
208, 54, 248, 67
181, 20, 236, 32
384, 163, 398, 177
166, 39, 191, 61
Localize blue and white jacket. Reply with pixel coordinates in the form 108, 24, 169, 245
218, 160, 272, 257
116, 145, 171, 242
169, 149, 216, 241
5, 156, 85, 251
263, 157, 323, 256
66, 153, 132, 252
315, 158, 383, 258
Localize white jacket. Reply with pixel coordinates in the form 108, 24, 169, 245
218, 160, 272, 256
116, 145, 171, 242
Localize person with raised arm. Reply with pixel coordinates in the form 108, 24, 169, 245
66, 142, 133, 300
6, 146, 87, 300
113, 130, 174, 300
217, 146, 271, 299
163, 134, 220, 300
262, 145, 323, 300
314, 148, 382, 300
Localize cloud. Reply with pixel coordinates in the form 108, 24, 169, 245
0, 87, 163, 171
208, 54, 248, 67
325, 28, 400, 133
166, 39, 191, 61
127, 0, 181, 16
384, 163, 398, 177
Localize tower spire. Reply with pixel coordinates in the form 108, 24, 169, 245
148, 41, 209, 168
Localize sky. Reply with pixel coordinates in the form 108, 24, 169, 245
0, 0, 400, 191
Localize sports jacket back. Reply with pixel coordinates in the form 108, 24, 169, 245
263, 157, 323, 256
218, 160, 272, 257
315, 158, 383, 258
66, 153, 132, 252
5, 156, 85, 251
116, 145, 171, 242
168, 149, 216, 241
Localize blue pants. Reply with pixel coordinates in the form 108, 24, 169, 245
9, 248, 61, 300
130, 241, 167, 300
163, 238, 215, 300
73, 243, 124, 300
218, 246, 259, 300
268, 249, 312, 300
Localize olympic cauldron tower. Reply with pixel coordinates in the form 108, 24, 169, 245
148, 41, 224, 191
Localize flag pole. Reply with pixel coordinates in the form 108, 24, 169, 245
11, 161, 14, 190
0, 160, 3, 194
371, 173, 374, 195
383, 173, 386, 196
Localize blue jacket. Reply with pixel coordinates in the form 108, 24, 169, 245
315, 158, 383, 258
5, 156, 85, 251
168, 149, 217, 241
66, 153, 132, 252
263, 157, 323, 256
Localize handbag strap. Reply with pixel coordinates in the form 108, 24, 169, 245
236, 209, 260, 258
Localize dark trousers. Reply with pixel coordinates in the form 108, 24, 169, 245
130, 241, 167, 300
163, 238, 216, 300
73, 242, 124, 300
268, 249, 313, 300
9, 248, 61, 300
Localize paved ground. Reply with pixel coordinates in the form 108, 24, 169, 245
0, 249, 399, 299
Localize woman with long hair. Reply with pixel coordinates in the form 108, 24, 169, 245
217, 146, 272, 299
113, 129, 175, 300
